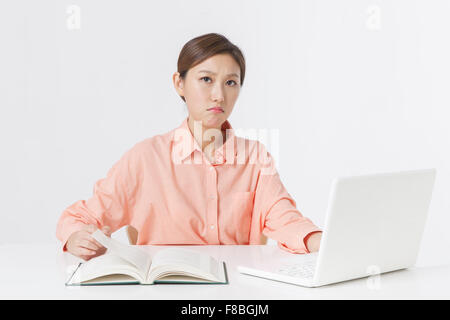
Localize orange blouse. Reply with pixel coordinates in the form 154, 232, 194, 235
56, 117, 321, 253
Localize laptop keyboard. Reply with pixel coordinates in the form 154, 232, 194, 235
277, 260, 316, 279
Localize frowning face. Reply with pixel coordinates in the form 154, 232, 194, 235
173, 53, 241, 132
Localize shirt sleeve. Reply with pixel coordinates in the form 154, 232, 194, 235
55, 145, 140, 251
254, 143, 322, 254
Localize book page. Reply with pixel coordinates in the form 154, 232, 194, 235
152, 262, 227, 284
80, 274, 139, 285
91, 230, 152, 275
149, 248, 221, 281
67, 253, 144, 284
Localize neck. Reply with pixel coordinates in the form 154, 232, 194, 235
187, 117, 227, 152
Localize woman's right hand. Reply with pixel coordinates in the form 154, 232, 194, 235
66, 224, 111, 261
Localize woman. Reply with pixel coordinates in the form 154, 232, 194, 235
56, 33, 323, 261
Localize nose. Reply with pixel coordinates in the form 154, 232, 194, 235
211, 83, 225, 103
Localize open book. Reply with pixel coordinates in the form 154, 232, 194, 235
65, 230, 228, 285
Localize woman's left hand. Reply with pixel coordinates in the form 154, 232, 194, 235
305, 231, 322, 253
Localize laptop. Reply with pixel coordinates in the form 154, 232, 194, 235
237, 168, 437, 287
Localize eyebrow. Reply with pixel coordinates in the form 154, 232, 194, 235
197, 70, 240, 78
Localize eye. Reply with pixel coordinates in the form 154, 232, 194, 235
227, 80, 238, 86
200, 76, 212, 83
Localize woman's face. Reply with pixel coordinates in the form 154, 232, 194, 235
173, 53, 241, 130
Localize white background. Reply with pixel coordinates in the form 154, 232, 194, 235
1, 0, 449, 267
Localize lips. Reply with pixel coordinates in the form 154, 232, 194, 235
207, 106, 224, 112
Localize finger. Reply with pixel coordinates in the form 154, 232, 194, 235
88, 236, 105, 250
76, 247, 96, 257
101, 226, 112, 236
87, 236, 105, 250
79, 230, 106, 249
96, 247, 107, 256
101, 225, 111, 233
80, 254, 96, 261
82, 249, 105, 261
76, 234, 102, 249
85, 224, 98, 234
78, 238, 101, 251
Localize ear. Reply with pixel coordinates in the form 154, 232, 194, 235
172, 72, 184, 97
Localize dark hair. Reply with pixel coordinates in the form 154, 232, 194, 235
177, 33, 246, 102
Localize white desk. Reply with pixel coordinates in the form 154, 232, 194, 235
1, 243, 449, 299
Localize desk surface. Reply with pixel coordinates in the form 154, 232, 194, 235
1, 243, 449, 299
